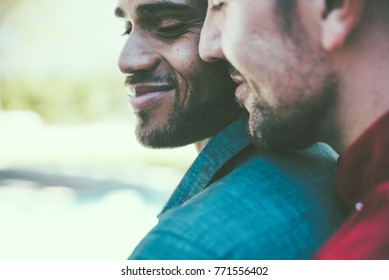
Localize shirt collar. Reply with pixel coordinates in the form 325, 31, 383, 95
160, 112, 251, 215
336, 111, 389, 208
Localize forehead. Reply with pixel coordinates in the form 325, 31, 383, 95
115, 0, 205, 19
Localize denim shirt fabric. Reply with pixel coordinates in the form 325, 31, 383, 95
160, 113, 252, 215
129, 114, 348, 260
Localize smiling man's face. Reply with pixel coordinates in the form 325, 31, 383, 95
200, 0, 338, 151
116, 0, 240, 148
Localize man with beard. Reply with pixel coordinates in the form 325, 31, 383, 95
200, 0, 389, 259
116, 0, 347, 259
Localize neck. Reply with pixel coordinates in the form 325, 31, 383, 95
322, 24, 389, 154
194, 138, 211, 153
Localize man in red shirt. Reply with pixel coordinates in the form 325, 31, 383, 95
199, 0, 389, 259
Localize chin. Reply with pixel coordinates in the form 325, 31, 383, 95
135, 121, 185, 149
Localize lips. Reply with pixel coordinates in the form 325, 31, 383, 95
229, 73, 249, 102
125, 84, 176, 111
230, 73, 246, 85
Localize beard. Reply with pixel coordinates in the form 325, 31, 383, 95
247, 75, 338, 152
135, 69, 241, 148
242, 10, 339, 152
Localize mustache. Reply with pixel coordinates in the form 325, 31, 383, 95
125, 72, 177, 85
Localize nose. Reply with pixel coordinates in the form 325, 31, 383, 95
199, 12, 225, 62
118, 31, 159, 74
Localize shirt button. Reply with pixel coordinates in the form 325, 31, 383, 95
355, 202, 364, 211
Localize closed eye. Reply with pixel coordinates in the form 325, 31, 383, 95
157, 18, 187, 38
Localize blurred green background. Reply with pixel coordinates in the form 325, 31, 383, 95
0, 0, 196, 259
0, 0, 125, 123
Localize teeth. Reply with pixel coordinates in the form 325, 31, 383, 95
125, 87, 135, 97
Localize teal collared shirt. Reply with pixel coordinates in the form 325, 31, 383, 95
160, 113, 253, 215
129, 114, 348, 259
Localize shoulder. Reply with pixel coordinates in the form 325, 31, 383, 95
129, 143, 347, 259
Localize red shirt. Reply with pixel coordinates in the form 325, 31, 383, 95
316, 111, 389, 259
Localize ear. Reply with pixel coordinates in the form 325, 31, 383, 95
320, 0, 365, 51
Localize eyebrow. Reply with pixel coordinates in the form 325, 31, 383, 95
115, 1, 199, 19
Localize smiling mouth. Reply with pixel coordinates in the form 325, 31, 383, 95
125, 83, 176, 111
231, 76, 246, 87
126, 84, 175, 97
227, 64, 246, 84
227, 71, 248, 100
229, 71, 246, 85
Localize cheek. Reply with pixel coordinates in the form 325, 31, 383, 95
171, 47, 191, 66
224, 31, 260, 86
221, 12, 260, 75
169, 42, 202, 75
223, 36, 241, 65
167, 43, 204, 104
